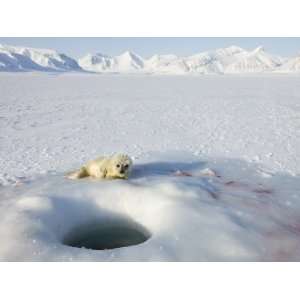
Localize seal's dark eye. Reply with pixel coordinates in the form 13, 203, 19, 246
116, 164, 120, 168
124, 165, 128, 169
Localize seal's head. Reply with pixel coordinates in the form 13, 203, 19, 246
109, 154, 133, 179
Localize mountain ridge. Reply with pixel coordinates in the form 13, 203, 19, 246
0, 44, 81, 72
1, 44, 300, 74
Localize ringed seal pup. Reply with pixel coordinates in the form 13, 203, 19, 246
66, 154, 132, 180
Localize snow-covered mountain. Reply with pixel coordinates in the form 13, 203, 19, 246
0, 44, 81, 72
143, 54, 189, 74
184, 45, 244, 74
223, 46, 284, 73
79, 45, 286, 74
146, 46, 283, 74
78, 51, 144, 73
275, 55, 300, 73
77, 53, 114, 72
0, 43, 299, 74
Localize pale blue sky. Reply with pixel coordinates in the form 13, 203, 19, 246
0, 37, 300, 58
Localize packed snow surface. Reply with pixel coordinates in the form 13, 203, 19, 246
0, 73, 300, 261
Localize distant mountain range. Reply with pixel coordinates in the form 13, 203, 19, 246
1, 44, 300, 74
0, 44, 80, 72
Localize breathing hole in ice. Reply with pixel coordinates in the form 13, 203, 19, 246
63, 219, 151, 250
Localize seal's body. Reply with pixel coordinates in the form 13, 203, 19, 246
66, 154, 132, 180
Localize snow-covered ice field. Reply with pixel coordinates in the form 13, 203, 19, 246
0, 73, 300, 261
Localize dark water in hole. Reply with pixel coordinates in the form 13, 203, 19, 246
63, 220, 150, 250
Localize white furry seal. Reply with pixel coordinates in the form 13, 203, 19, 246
66, 154, 132, 180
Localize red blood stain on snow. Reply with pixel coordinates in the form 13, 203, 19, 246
172, 170, 220, 199
282, 222, 300, 235
223, 181, 274, 198
173, 170, 193, 177
224, 180, 249, 188
253, 188, 273, 195
263, 228, 300, 261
